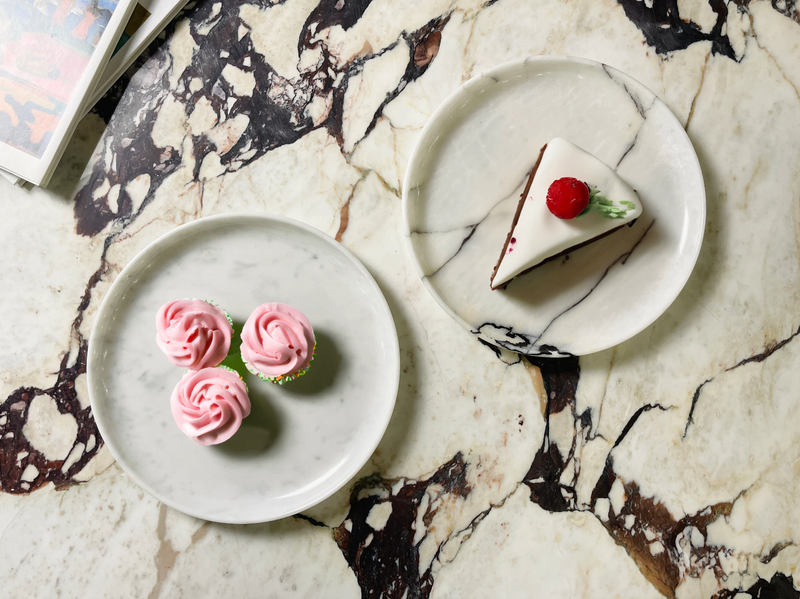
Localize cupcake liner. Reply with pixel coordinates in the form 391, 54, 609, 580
244, 343, 316, 385
240, 303, 316, 385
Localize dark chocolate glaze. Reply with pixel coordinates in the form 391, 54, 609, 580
490, 143, 546, 290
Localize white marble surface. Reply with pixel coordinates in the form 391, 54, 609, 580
1, 0, 799, 597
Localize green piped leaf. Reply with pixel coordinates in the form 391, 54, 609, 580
578, 186, 635, 219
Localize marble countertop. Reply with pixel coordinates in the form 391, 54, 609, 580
2, 0, 800, 597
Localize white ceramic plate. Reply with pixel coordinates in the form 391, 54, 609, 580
88, 214, 399, 523
403, 56, 705, 356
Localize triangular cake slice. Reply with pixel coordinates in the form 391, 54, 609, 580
490, 138, 643, 290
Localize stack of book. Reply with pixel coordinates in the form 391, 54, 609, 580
0, 0, 187, 187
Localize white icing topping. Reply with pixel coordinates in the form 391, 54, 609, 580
492, 138, 643, 289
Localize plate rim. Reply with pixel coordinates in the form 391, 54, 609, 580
401, 54, 706, 357
87, 212, 400, 523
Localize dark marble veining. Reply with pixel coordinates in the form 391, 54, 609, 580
684, 322, 800, 437
333, 324, 800, 596
1, 0, 449, 497
328, 338, 800, 598
335, 454, 471, 599
76, 0, 447, 238
3, 0, 800, 596
618, 0, 740, 59
617, 0, 799, 62
724, 573, 800, 599
523, 355, 581, 512
0, 289, 101, 493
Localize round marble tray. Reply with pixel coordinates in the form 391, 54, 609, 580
87, 214, 399, 523
403, 56, 705, 356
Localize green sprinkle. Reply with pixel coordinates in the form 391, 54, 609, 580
243, 342, 317, 385
581, 186, 633, 219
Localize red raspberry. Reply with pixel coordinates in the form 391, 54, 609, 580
546, 177, 590, 219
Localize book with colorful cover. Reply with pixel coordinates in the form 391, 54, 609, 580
0, 0, 187, 187
0, 0, 137, 186
85, 0, 188, 111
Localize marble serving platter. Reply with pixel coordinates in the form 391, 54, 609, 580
403, 56, 706, 357
87, 214, 399, 523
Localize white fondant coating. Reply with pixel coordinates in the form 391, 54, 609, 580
492, 138, 643, 289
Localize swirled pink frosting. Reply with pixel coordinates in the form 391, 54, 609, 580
240, 303, 314, 377
170, 368, 251, 445
156, 300, 232, 370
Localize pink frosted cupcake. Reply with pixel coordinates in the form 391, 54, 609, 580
170, 366, 251, 446
240, 303, 315, 384
156, 299, 233, 370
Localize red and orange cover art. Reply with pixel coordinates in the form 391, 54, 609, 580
0, 0, 121, 158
